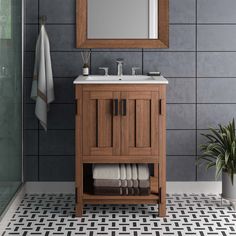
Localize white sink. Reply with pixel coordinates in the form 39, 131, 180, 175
74, 75, 168, 84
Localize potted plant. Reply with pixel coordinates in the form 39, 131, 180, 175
198, 119, 236, 207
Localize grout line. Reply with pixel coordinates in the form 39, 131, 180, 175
195, 0, 198, 181
24, 76, 236, 79
37, 0, 40, 182
25, 102, 236, 105
25, 22, 236, 26
23, 128, 229, 131
25, 50, 236, 53
25, 154, 75, 158
141, 48, 144, 74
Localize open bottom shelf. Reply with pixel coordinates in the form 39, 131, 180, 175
82, 177, 159, 204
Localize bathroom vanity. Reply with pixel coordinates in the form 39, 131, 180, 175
74, 75, 168, 217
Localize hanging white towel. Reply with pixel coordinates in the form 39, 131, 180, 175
31, 25, 54, 131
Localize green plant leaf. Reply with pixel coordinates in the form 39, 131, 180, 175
198, 119, 236, 184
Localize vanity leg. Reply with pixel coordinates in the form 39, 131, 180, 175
76, 202, 84, 217
159, 200, 166, 217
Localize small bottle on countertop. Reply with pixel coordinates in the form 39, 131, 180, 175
83, 63, 89, 76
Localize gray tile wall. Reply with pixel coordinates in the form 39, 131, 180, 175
24, 0, 236, 182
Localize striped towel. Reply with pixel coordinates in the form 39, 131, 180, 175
31, 25, 54, 131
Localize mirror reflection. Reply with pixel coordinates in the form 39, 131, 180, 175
87, 0, 158, 39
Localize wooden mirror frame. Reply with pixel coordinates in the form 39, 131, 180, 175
76, 0, 169, 48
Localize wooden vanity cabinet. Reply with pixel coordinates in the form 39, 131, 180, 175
75, 84, 166, 217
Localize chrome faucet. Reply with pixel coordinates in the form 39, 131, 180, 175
116, 58, 124, 76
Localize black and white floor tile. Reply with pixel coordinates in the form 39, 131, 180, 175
1, 194, 236, 236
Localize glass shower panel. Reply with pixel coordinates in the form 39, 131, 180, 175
0, 0, 22, 215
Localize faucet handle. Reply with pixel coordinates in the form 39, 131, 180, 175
116, 58, 124, 64
131, 67, 140, 75
99, 67, 109, 76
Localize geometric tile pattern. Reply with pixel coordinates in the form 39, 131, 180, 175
1, 194, 236, 236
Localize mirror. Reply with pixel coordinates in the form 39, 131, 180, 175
76, 0, 168, 48
88, 0, 158, 39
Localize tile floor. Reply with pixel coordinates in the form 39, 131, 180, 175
1, 193, 236, 236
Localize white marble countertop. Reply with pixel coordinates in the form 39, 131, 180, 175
73, 75, 168, 84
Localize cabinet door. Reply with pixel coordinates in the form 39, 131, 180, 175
121, 91, 159, 156
82, 91, 120, 156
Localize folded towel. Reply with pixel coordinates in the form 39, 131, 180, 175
137, 164, 149, 180
93, 185, 149, 196
94, 179, 121, 187
128, 187, 134, 195
127, 180, 133, 188
120, 164, 127, 187
131, 164, 138, 179
93, 164, 120, 179
134, 188, 139, 195
120, 164, 126, 180
31, 25, 54, 131
94, 186, 122, 195
133, 180, 139, 188
139, 187, 150, 196
131, 164, 138, 187
126, 164, 133, 187
139, 180, 150, 188
126, 164, 132, 179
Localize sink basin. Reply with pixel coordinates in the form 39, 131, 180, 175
74, 75, 168, 84
85, 75, 153, 81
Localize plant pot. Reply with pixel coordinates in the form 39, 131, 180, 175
222, 171, 236, 209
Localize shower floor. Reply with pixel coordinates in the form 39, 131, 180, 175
0, 182, 20, 216
0, 193, 236, 236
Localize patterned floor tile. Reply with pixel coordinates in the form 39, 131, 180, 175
1, 194, 236, 236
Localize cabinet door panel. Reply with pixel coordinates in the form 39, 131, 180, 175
98, 100, 112, 147
83, 91, 120, 156
122, 91, 159, 156
136, 100, 151, 148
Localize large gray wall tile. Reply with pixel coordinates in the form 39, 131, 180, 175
167, 156, 196, 181
24, 104, 38, 130
197, 78, 236, 103
46, 25, 78, 51
143, 52, 195, 77
91, 52, 142, 75
167, 130, 196, 155
197, 165, 217, 181
196, 130, 219, 181
51, 52, 83, 77
24, 52, 35, 78
24, 156, 38, 181
197, 52, 236, 77
197, 0, 236, 23
170, 0, 196, 23
39, 156, 75, 181
197, 130, 210, 156
197, 25, 236, 51
39, 0, 75, 23
39, 130, 74, 155
167, 78, 195, 103
197, 104, 236, 129
145, 25, 195, 51
53, 77, 75, 103
25, 0, 38, 23
39, 104, 75, 130
24, 77, 33, 104
25, 25, 38, 51
24, 130, 38, 156
167, 104, 196, 129
91, 48, 142, 52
